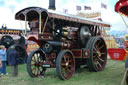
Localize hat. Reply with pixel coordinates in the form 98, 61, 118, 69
0, 45, 5, 48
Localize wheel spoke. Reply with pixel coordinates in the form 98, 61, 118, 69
39, 57, 41, 62
97, 61, 102, 68
98, 40, 102, 47
31, 59, 36, 62
33, 66, 36, 75
36, 67, 39, 76
101, 52, 106, 55
93, 46, 97, 52
68, 64, 72, 68
67, 68, 71, 73
98, 44, 104, 50
38, 67, 41, 73
31, 63, 35, 66
36, 53, 39, 62
33, 55, 36, 61
93, 51, 97, 54
61, 63, 66, 66
67, 56, 72, 63
67, 56, 70, 62
31, 66, 36, 72
95, 45, 99, 51
32, 56, 36, 62
63, 55, 67, 62
98, 57, 105, 63
37, 67, 40, 76
35, 67, 37, 75
62, 68, 67, 77
95, 62, 99, 69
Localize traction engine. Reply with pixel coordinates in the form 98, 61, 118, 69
15, 6, 110, 80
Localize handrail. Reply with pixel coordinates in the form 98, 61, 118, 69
120, 13, 128, 29
42, 16, 49, 34
25, 15, 27, 35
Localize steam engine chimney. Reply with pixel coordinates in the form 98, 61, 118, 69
49, 0, 56, 10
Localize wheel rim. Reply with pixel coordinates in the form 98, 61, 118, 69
27, 50, 46, 77
61, 52, 74, 79
92, 38, 107, 71
56, 50, 75, 80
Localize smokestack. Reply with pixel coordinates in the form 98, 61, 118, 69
49, 0, 56, 10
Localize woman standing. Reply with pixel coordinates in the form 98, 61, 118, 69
0, 45, 8, 75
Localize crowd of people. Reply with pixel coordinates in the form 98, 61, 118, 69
0, 33, 26, 77
0, 45, 19, 77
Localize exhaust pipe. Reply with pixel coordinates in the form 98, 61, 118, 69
49, 0, 56, 10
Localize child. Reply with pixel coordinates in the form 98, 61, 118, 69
0, 45, 8, 75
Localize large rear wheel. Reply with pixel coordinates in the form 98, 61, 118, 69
86, 36, 107, 71
27, 49, 46, 77
56, 50, 75, 80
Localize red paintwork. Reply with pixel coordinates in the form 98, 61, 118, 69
82, 49, 89, 58
108, 48, 126, 61
115, 0, 128, 15
124, 41, 128, 48
50, 53, 56, 58
72, 49, 82, 58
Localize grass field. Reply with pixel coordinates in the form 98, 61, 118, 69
0, 59, 126, 85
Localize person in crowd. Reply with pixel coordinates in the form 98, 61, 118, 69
8, 46, 19, 77
0, 45, 8, 75
19, 33, 25, 46
19, 33, 27, 63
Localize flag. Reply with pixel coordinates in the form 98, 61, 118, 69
76, 6, 81, 11
84, 6, 91, 10
101, 3, 107, 9
63, 9, 68, 13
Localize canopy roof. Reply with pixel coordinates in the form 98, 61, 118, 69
115, 0, 128, 16
15, 7, 110, 27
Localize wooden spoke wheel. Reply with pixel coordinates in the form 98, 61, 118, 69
56, 50, 75, 80
27, 49, 46, 77
86, 36, 107, 72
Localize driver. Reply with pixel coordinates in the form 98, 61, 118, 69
28, 19, 39, 32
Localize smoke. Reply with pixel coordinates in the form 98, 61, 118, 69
0, 1, 5, 7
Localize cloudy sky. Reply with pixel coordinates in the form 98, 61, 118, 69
0, 0, 127, 31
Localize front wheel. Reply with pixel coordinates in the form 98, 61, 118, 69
27, 49, 46, 77
56, 50, 75, 80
